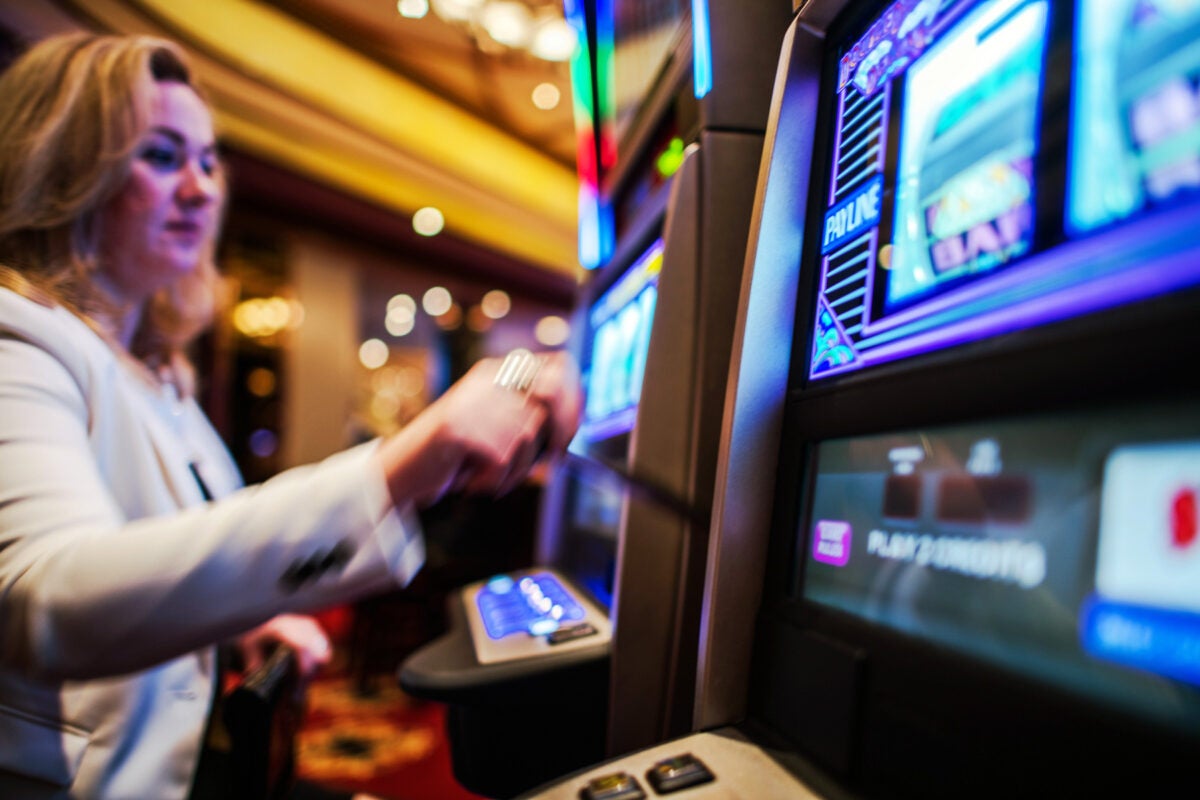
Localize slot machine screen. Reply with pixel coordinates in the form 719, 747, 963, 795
807, 0, 1200, 381
799, 404, 1200, 734
577, 238, 663, 444
557, 238, 663, 608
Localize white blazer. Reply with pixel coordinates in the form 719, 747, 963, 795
0, 288, 425, 799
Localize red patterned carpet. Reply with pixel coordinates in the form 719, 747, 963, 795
291, 605, 486, 800
296, 674, 485, 800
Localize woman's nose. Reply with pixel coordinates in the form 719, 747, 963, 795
177, 160, 220, 206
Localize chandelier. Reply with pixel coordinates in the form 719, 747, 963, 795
397, 0, 579, 61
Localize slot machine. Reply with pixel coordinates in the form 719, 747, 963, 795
519, 0, 1200, 797
398, 2, 792, 796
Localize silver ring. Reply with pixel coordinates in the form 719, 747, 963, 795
494, 348, 543, 394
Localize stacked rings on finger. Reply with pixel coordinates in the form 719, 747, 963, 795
494, 348, 544, 394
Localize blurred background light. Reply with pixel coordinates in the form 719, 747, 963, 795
534, 314, 569, 346
529, 16, 577, 61
480, 289, 512, 319
397, 0, 429, 19
249, 428, 278, 458
531, 82, 561, 110
359, 338, 390, 369
467, 305, 493, 332
422, 286, 453, 316
436, 302, 464, 330
480, 1, 533, 48
412, 206, 445, 236
386, 305, 416, 337
387, 293, 417, 314
246, 367, 277, 398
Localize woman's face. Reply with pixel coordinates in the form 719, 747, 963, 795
96, 80, 222, 307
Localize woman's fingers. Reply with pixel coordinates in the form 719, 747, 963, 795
377, 351, 581, 508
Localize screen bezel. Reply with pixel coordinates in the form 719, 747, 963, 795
746, 0, 1200, 794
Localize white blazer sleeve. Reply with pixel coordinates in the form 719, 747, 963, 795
0, 334, 424, 681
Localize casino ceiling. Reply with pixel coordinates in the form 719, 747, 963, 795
0, 0, 584, 303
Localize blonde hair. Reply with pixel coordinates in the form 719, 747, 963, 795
0, 32, 225, 369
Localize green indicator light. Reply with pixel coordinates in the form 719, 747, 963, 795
655, 137, 686, 179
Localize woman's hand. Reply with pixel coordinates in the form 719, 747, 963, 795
374, 350, 582, 509
234, 613, 332, 681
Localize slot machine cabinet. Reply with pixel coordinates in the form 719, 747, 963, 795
518, 0, 1200, 797
399, 1, 793, 796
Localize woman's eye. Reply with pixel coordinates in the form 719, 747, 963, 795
140, 145, 181, 170
199, 153, 221, 177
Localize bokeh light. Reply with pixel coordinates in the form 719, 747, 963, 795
387, 293, 417, 314
412, 206, 445, 236
386, 305, 416, 337
359, 338, 390, 369
249, 428, 278, 458
480, 289, 512, 319
436, 302, 463, 330
397, 0, 429, 18
531, 82, 561, 110
534, 315, 570, 346
246, 367, 276, 398
422, 286, 453, 316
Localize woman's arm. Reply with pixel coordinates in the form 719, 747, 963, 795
0, 337, 579, 681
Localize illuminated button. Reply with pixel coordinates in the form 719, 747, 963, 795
487, 575, 515, 594
528, 619, 559, 636
646, 753, 714, 794
479, 571, 589, 639
581, 772, 645, 800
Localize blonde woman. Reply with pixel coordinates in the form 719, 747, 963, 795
0, 32, 580, 799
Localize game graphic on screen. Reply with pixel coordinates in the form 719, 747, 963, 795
1068, 0, 1200, 233
806, 0, 1200, 381
886, 0, 1044, 311
812, 0, 1050, 377
577, 238, 663, 443
800, 404, 1200, 732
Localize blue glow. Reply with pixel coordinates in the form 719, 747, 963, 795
1067, 0, 1200, 234
476, 572, 587, 639
887, 0, 1046, 310
580, 239, 663, 440
528, 619, 560, 636
583, 575, 614, 610
692, 0, 713, 98
248, 428, 278, 458
578, 187, 602, 269
1082, 597, 1200, 686
808, 0, 1200, 382
577, 188, 613, 270
486, 575, 515, 594
821, 175, 884, 254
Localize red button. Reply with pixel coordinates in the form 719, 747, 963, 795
1171, 487, 1197, 549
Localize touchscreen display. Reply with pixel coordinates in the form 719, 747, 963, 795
1068, 0, 1200, 233
807, 0, 1200, 381
800, 403, 1200, 731
578, 238, 663, 442
885, 0, 1044, 312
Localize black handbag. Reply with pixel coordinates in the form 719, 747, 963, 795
222, 645, 302, 800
